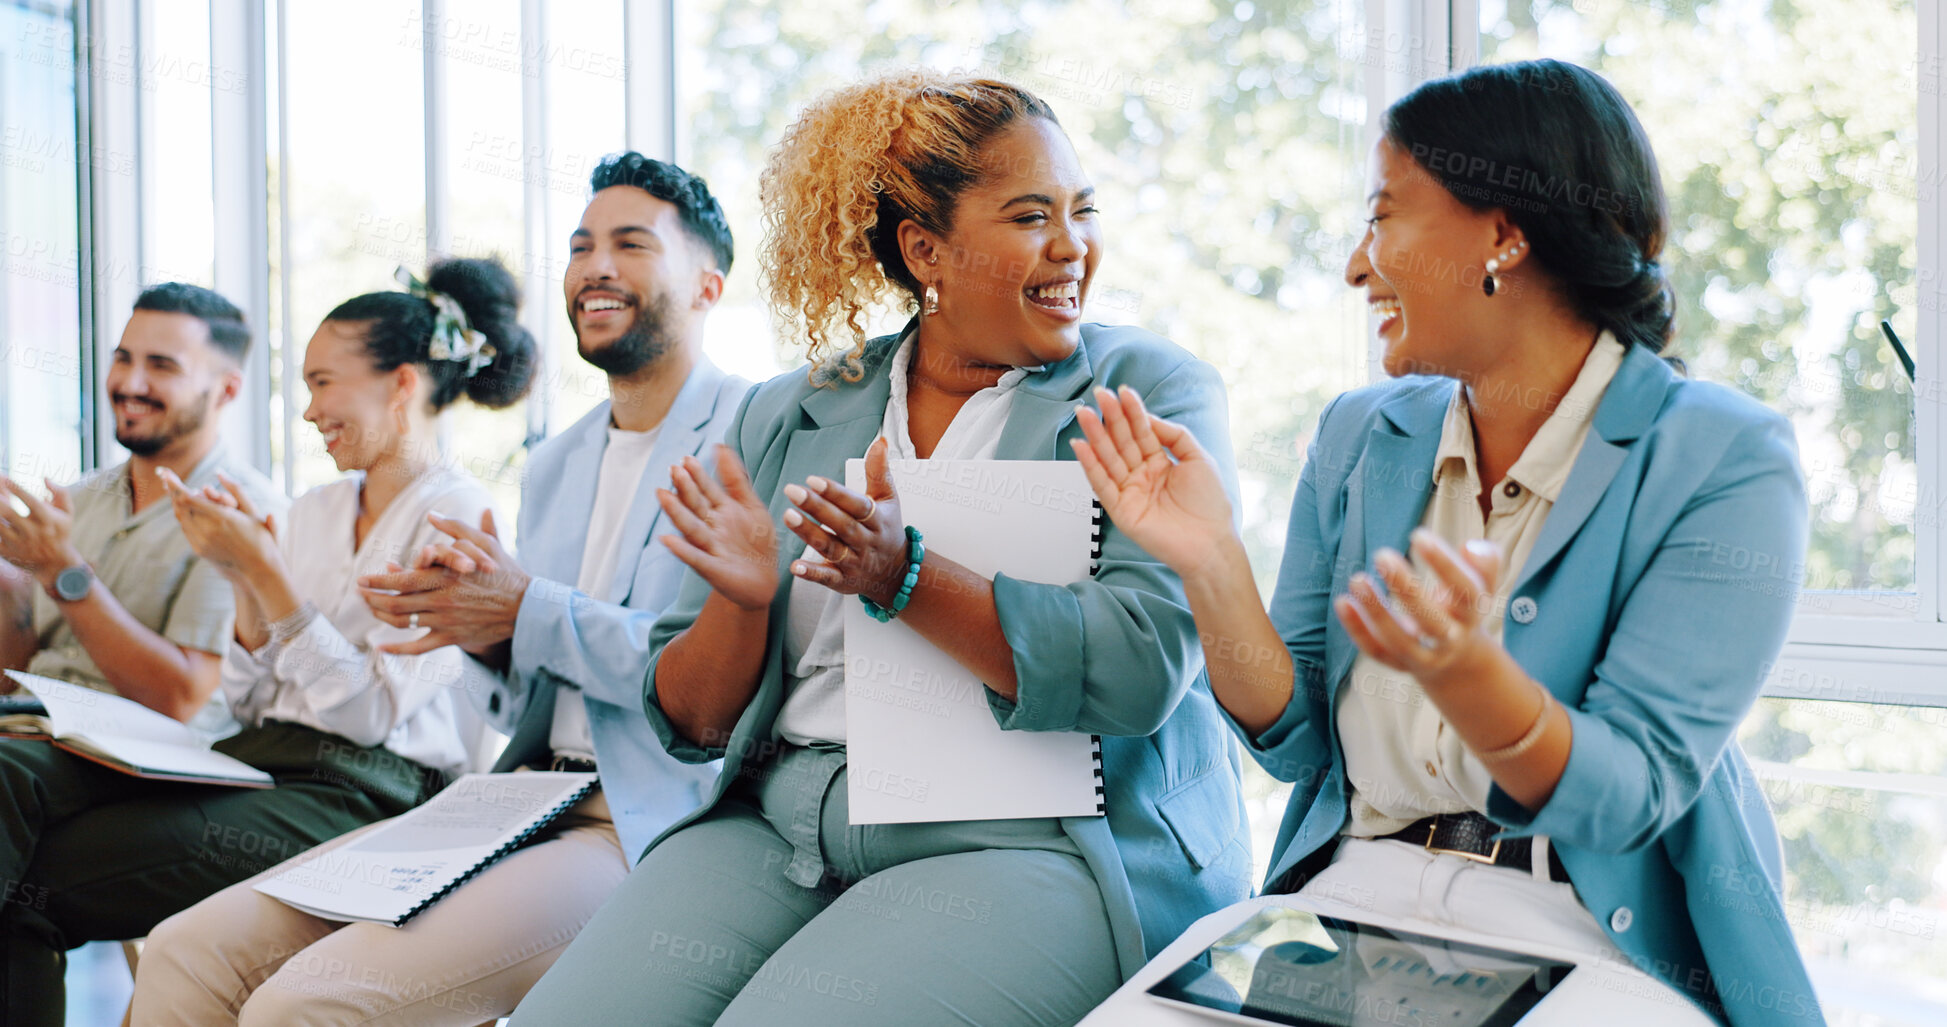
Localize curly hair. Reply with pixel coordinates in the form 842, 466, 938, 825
758, 70, 1056, 379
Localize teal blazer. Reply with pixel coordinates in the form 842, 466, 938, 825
639, 322, 1254, 978
1243, 342, 1822, 1025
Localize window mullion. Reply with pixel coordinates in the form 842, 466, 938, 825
1919, 0, 1942, 624
209, 0, 271, 474
520, 0, 551, 442
423, 0, 449, 261
622, 0, 675, 163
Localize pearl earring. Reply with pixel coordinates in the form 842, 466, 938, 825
1483, 241, 1525, 297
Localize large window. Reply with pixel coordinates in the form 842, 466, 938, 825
141, 0, 216, 289
1, 0, 86, 486
1480, 0, 1921, 608
274, 0, 429, 496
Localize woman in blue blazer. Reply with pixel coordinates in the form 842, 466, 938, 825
511, 71, 1251, 1027
1073, 60, 1821, 1026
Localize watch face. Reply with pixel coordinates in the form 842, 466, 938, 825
54, 566, 91, 602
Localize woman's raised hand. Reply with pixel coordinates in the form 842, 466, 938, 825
1071, 384, 1236, 577
656, 445, 780, 611
157, 469, 279, 582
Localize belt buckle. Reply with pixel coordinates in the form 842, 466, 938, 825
1423, 818, 1501, 865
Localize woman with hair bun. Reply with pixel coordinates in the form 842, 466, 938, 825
126, 257, 536, 1025
1075, 59, 1819, 1025
511, 70, 1251, 1026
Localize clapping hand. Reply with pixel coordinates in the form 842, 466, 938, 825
780, 436, 910, 607
156, 469, 279, 583
1335, 529, 1505, 686
357, 510, 530, 656
656, 445, 781, 611
0, 477, 85, 591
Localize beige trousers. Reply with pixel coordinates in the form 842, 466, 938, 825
129, 790, 626, 1026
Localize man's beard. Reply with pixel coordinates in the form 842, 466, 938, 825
113, 390, 212, 457
576, 289, 678, 377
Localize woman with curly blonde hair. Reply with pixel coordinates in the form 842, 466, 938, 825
511, 69, 1251, 1026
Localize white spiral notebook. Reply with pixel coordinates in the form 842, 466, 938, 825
843, 459, 1106, 825
253, 771, 597, 926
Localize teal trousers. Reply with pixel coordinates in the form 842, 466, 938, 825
0, 720, 439, 1026
511, 744, 1122, 1026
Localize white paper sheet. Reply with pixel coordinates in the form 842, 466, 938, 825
843, 459, 1103, 824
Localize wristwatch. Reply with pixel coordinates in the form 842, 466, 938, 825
51, 564, 93, 603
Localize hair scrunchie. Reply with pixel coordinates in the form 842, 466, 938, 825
393, 266, 496, 377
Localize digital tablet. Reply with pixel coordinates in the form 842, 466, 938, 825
1144, 906, 1577, 1027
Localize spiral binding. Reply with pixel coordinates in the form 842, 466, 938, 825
1088, 501, 1105, 579
1089, 735, 1108, 815
393, 777, 598, 926
1089, 499, 1108, 814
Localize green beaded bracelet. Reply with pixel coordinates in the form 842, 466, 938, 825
860, 525, 924, 623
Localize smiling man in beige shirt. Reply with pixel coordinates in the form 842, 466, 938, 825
1, 284, 281, 734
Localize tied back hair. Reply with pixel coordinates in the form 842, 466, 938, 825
1386, 58, 1679, 365
326, 256, 538, 410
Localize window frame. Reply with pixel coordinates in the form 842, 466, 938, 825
1443, 0, 1947, 700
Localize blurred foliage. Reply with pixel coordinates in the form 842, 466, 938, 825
1484, 0, 1919, 592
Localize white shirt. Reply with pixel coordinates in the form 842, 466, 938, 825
774, 333, 1038, 745
222, 466, 497, 779
549, 423, 663, 763
1336, 332, 1627, 837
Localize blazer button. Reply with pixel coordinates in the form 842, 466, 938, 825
1510, 596, 1538, 624
1609, 906, 1634, 933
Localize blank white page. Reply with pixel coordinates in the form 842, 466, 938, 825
843, 459, 1103, 824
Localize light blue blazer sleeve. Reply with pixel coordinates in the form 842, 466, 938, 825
1488, 411, 1808, 850
509, 567, 686, 714
985, 357, 1241, 738
504, 443, 736, 720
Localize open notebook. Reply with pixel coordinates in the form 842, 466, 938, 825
843, 459, 1106, 825
254, 772, 598, 926
1, 670, 273, 787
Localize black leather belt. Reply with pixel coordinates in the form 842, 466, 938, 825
548, 756, 598, 774
1376, 812, 1570, 883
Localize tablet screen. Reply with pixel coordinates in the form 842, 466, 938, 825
1144, 907, 1576, 1027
